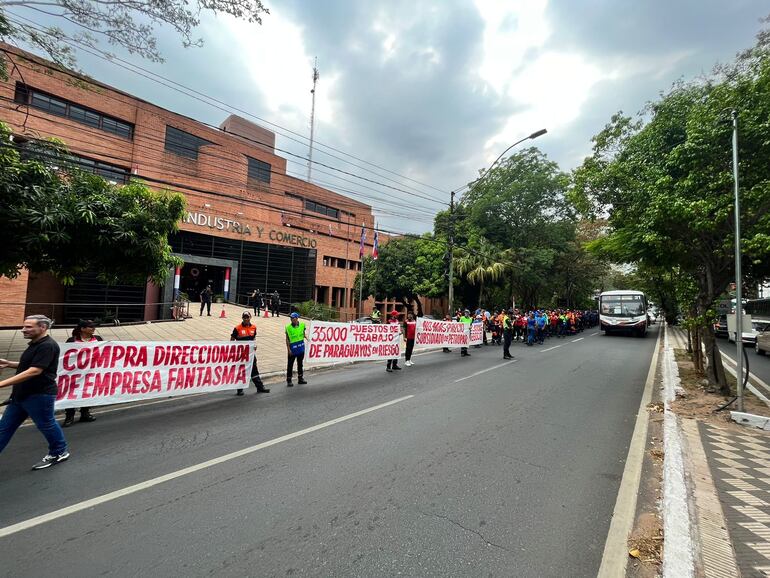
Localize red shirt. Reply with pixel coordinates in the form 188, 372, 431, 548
405, 321, 416, 340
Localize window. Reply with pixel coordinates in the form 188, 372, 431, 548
67, 155, 130, 184
304, 199, 339, 220
247, 157, 271, 183
164, 125, 212, 160
336, 258, 347, 269
16, 83, 134, 139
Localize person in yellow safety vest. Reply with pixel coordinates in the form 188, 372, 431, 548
370, 307, 381, 323
285, 312, 308, 387
503, 309, 514, 360
459, 309, 472, 357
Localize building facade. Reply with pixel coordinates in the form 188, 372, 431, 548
0, 43, 382, 326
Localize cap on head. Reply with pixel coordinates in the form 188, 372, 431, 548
77, 319, 96, 329
242, 311, 252, 318
290, 312, 300, 319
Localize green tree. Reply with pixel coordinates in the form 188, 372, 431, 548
0, 0, 268, 72
454, 237, 508, 309
0, 122, 186, 284
356, 235, 446, 316
572, 26, 770, 391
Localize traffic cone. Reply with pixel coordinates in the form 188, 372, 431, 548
219, 305, 226, 318
263, 309, 269, 318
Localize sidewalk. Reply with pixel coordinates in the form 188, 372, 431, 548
664, 325, 770, 577
0, 303, 293, 402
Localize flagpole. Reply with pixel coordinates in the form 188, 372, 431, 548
358, 222, 365, 319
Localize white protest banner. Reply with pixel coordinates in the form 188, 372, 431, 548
307, 321, 401, 363
470, 321, 484, 346
414, 317, 470, 348
55, 341, 253, 409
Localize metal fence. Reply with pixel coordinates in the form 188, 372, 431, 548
0, 300, 191, 327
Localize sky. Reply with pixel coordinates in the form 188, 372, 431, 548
9, 0, 770, 233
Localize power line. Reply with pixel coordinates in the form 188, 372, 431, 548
0, 99, 438, 223
2, 12, 451, 202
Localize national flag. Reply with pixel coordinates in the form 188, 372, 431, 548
359, 224, 366, 257
372, 230, 379, 260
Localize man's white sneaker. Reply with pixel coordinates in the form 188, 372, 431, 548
32, 451, 70, 470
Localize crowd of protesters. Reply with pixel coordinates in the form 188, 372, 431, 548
0, 303, 597, 471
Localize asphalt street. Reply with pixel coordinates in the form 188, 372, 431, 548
0, 326, 659, 577
719, 336, 770, 386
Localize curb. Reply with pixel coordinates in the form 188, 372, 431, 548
661, 324, 696, 577
730, 410, 770, 430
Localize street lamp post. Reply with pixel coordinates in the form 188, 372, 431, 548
731, 110, 744, 412
446, 129, 547, 315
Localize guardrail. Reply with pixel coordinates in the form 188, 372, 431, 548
0, 300, 191, 327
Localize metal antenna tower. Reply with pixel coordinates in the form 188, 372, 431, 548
307, 57, 319, 183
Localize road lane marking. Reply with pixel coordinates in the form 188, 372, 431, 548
453, 360, 516, 383
539, 345, 562, 352
570, 337, 584, 343
0, 395, 415, 539
597, 322, 662, 577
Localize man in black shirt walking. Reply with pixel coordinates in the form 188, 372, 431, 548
0, 315, 69, 470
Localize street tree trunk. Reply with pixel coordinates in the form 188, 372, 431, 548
702, 325, 728, 394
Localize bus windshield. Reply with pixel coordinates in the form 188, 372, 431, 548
600, 295, 646, 317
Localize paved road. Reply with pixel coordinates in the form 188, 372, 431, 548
0, 326, 659, 577
718, 335, 770, 387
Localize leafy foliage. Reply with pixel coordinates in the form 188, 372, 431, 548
0, 122, 186, 284
292, 300, 339, 322
0, 0, 268, 68
357, 235, 446, 316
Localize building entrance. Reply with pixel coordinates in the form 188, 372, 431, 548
180, 262, 227, 302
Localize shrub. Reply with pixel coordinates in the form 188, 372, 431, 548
292, 300, 339, 321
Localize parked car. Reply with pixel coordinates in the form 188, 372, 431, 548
714, 315, 729, 338
351, 317, 373, 324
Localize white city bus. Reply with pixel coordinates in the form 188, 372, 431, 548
599, 290, 649, 337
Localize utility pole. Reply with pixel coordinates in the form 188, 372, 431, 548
307, 57, 319, 183
732, 109, 744, 412
447, 190, 455, 316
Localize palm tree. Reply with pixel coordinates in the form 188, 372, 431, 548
455, 238, 509, 308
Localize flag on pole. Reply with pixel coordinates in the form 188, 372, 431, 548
372, 230, 379, 260
359, 223, 366, 257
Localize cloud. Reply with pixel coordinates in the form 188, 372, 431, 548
12, 0, 770, 234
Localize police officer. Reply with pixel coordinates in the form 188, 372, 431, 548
503, 309, 514, 360
285, 312, 308, 387
231, 311, 270, 396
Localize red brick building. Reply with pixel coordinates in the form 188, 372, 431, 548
0, 43, 394, 325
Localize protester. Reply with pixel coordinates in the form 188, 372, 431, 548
459, 309, 472, 357
386, 310, 403, 372
0, 315, 69, 470
404, 312, 417, 366
370, 307, 381, 323
231, 311, 270, 396
199, 285, 213, 316
62, 319, 101, 427
285, 312, 308, 386
251, 289, 263, 317
442, 313, 452, 353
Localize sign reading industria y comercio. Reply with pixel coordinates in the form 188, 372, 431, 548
183, 212, 318, 248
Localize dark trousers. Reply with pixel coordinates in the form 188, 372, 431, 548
287, 354, 304, 382
503, 331, 513, 358
253, 300, 261, 316
0, 394, 67, 455
405, 339, 415, 361
387, 358, 400, 369
65, 407, 92, 420
238, 359, 265, 393
200, 300, 211, 315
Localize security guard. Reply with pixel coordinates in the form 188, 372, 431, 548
285, 312, 308, 387
503, 309, 514, 360
231, 311, 270, 396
